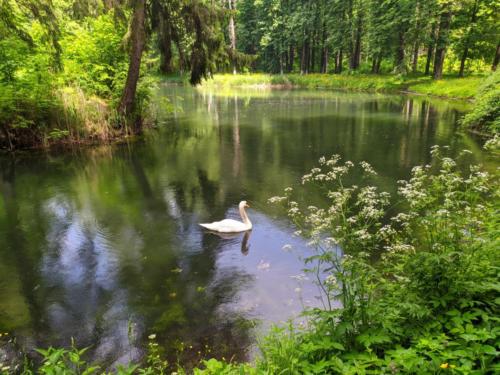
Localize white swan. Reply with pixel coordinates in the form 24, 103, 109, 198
199, 201, 252, 233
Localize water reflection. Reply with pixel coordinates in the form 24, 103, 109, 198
0, 86, 492, 368
206, 231, 251, 255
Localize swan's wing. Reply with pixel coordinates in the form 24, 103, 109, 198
199, 219, 247, 233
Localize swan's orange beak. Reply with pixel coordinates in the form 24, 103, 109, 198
245, 203, 250, 208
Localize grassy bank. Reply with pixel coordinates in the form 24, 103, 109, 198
199, 73, 485, 100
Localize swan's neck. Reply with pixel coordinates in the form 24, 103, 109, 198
239, 206, 251, 226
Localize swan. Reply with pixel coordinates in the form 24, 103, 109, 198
199, 201, 252, 233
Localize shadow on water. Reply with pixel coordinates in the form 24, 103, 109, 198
0, 86, 494, 368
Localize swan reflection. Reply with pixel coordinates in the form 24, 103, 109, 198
206, 230, 252, 255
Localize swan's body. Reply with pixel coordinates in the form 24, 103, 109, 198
200, 201, 252, 233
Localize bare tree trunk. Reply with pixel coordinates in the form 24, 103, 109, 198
228, 0, 237, 74
492, 43, 500, 71
118, 0, 146, 131
433, 5, 452, 80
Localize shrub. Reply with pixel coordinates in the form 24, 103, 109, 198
461, 71, 500, 136
263, 146, 499, 374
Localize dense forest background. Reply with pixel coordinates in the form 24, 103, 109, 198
0, 0, 498, 150
231, 0, 498, 77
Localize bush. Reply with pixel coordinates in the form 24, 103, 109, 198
461, 71, 500, 136
261, 146, 499, 374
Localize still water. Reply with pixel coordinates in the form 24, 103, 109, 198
0, 85, 492, 367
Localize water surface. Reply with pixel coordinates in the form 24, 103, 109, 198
0, 85, 492, 367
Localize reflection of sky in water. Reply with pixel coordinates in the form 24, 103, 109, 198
41, 196, 143, 366
212, 211, 322, 325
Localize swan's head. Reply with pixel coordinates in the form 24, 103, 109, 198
239, 201, 250, 209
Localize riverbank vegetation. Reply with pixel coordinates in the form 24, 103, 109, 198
0, 0, 226, 150
1, 0, 499, 149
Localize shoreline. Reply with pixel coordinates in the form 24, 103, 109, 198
193, 73, 483, 101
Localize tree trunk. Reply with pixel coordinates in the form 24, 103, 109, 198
492, 43, 500, 71
321, 47, 328, 73
288, 45, 294, 72
412, 41, 419, 73
376, 57, 381, 73
371, 58, 376, 73
395, 30, 405, 72
303, 38, 310, 74
301, 41, 306, 74
459, 0, 478, 77
336, 49, 343, 74
351, 17, 362, 69
425, 23, 436, 75
310, 32, 316, 72
228, 0, 237, 74
118, 0, 146, 131
320, 22, 328, 73
433, 5, 452, 80
458, 47, 469, 77
159, 17, 173, 74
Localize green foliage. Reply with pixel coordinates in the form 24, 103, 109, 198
232, 0, 498, 75
61, 11, 128, 99
0, 2, 130, 149
259, 146, 499, 374
35, 341, 100, 375
461, 70, 500, 135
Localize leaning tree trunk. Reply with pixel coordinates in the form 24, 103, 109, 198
492, 43, 500, 71
118, 0, 146, 131
433, 4, 452, 80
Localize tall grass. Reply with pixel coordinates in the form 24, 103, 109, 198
0, 85, 122, 150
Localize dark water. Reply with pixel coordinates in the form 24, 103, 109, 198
0, 85, 493, 367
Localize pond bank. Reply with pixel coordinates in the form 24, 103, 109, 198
196, 73, 484, 100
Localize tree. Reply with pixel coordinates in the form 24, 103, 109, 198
433, 1, 453, 79
118, 0, 226, 129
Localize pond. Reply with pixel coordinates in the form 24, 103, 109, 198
0, 85, 493, 368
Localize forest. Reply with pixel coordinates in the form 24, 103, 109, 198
0, 0, 498, 150
0, 0, 499, 374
